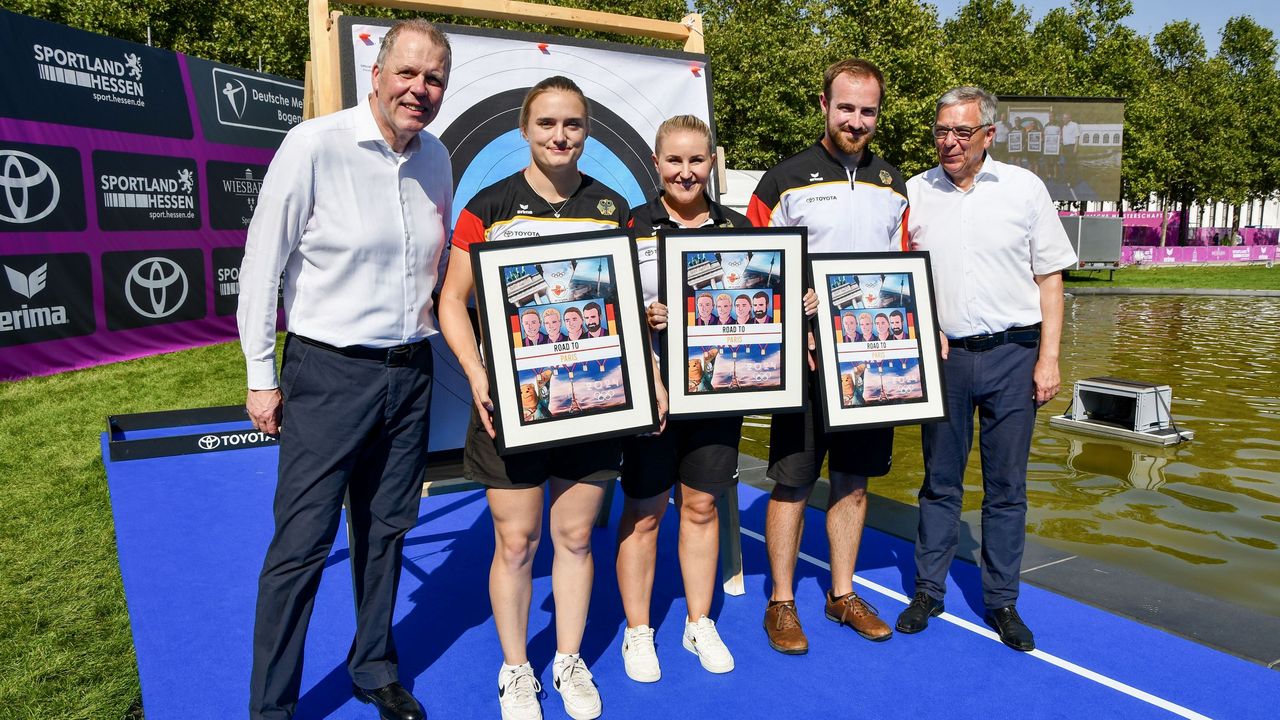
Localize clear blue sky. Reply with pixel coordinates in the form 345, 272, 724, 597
928, 0, 1280, 55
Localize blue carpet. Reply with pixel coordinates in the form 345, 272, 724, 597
102, 429, 1279, 719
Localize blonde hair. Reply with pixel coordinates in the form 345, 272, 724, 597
519, 76, 590, 130
654, 114, 712, 155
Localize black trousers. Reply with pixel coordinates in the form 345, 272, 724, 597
249, 335, 433, 719
914, 341, 1037, 610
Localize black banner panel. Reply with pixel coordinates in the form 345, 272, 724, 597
102, 249, 207, 330
0, 11, 192, 138
187, 57, 304, 148
211, 246, 245, 317
93, 150, 201, 231
0, 252, 95, 346
0, 141, 86, 233
206, 160, 267, 230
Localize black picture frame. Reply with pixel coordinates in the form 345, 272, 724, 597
809, 251, 947, 430
470, 229, 658, 454
658, 227, 807, 419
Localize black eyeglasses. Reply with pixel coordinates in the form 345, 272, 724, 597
932, 124, 990, 141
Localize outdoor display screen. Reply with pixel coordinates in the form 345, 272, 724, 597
994, 96, 1124, 203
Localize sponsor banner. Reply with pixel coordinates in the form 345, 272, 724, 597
0, 141, 86, 232
211, 246, 244, 316
1122, 245, 1276, 265
0, 252, 94, 346
109, 426, 279, 461
101, 249, 206, 330
206, 160, 267, 229
93, 150, 200, 230
186, 56, 304, 148
0, 9, 192, 138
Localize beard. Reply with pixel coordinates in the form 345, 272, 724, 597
829, 127, 872, 156
754, 309, 766, 319
586, 322, 600, 332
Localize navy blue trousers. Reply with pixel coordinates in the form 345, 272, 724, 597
249, 335, 433, 719
914, 341, 1037, 610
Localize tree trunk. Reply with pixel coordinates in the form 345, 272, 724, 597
1159, 195, 1169, 247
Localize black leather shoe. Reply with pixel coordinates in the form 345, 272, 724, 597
353, 681, 425, 720
896, 591, 944, 634
985, 605, 1035, 651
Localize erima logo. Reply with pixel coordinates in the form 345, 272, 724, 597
1, 263, 69, 333
124, 257, 188, 318
809, 172, 822, 182
517, 203, 532, 215
0, 150, 60, 224
4, 264, 47, 298
220, 78, 248, 118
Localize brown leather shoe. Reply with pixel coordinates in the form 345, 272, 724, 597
825, 590, 893, 641
763, 600, 808, 654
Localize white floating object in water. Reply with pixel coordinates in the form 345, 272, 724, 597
1048, 376, 1194, 446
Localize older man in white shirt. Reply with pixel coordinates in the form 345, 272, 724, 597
238, 19, 452, 720
895, 86, 1076, 652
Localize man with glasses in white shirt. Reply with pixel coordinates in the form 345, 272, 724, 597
895, 86, 1076, 652
238, 19, 452, 720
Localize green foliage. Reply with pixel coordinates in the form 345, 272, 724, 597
6, 0, 1279, 209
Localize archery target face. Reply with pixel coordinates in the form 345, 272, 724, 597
345, 22, 714, 228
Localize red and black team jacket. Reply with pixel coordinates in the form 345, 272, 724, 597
451, 172, 630, 251
747, 142, 909, 253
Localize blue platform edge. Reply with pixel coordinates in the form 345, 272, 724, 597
101, 432, 1279, 719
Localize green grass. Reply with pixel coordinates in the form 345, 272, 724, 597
1064, 263, 1279, 290
0, 340, 246, 719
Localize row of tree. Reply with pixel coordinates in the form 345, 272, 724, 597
7, 0, 1278, 240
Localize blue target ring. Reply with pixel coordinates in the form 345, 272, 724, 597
452, 130, 646, 228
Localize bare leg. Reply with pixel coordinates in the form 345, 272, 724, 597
548, 477, 607, 654
615, 491, 669, 628
487, 486, 544, 665
678, 483, 721, 620
826, 474, 869, 597
765, 483, 814, 602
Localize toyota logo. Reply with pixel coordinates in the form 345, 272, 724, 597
0, 150, 60, 224
198, 434, 221, 450
125, 257, 189, 318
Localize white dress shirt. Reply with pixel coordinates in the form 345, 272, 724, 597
906, 155, 1076, 338
237, 97, 452, 389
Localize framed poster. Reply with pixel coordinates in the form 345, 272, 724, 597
659, 227, 807, 419
810, 252, 946, 430
471, 229, 657, 454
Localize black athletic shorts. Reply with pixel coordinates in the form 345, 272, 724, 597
766, 378, 893, 486
620, 416, 742, 499
463, 406, 622, 489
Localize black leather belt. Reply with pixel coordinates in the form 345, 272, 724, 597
292, 333, 428, 366
949, 324, 1040, 352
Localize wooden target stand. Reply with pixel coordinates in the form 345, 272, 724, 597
304, 1, 744, 596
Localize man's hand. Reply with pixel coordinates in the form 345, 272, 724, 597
246, 388, 283, 435
646, 302, 668, 332
938, 331, 949, 360
1033, 357, 1060, 407
807, 330, 817, 371
654, 377, 669, 434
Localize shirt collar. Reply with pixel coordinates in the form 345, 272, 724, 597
935, 152, 1000, 191
356, 94, 422, 156
647, 191, 727, 227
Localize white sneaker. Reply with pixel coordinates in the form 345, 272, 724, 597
682, 616, 734, 673
620, 624, 661, 682
498, 663, 542, 720
552, 655, 602, 720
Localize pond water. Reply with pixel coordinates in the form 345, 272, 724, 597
743, 294, 1280, 617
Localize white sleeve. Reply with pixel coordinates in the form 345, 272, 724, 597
236, 129, 316, 390
1027, 179, 1077, 275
